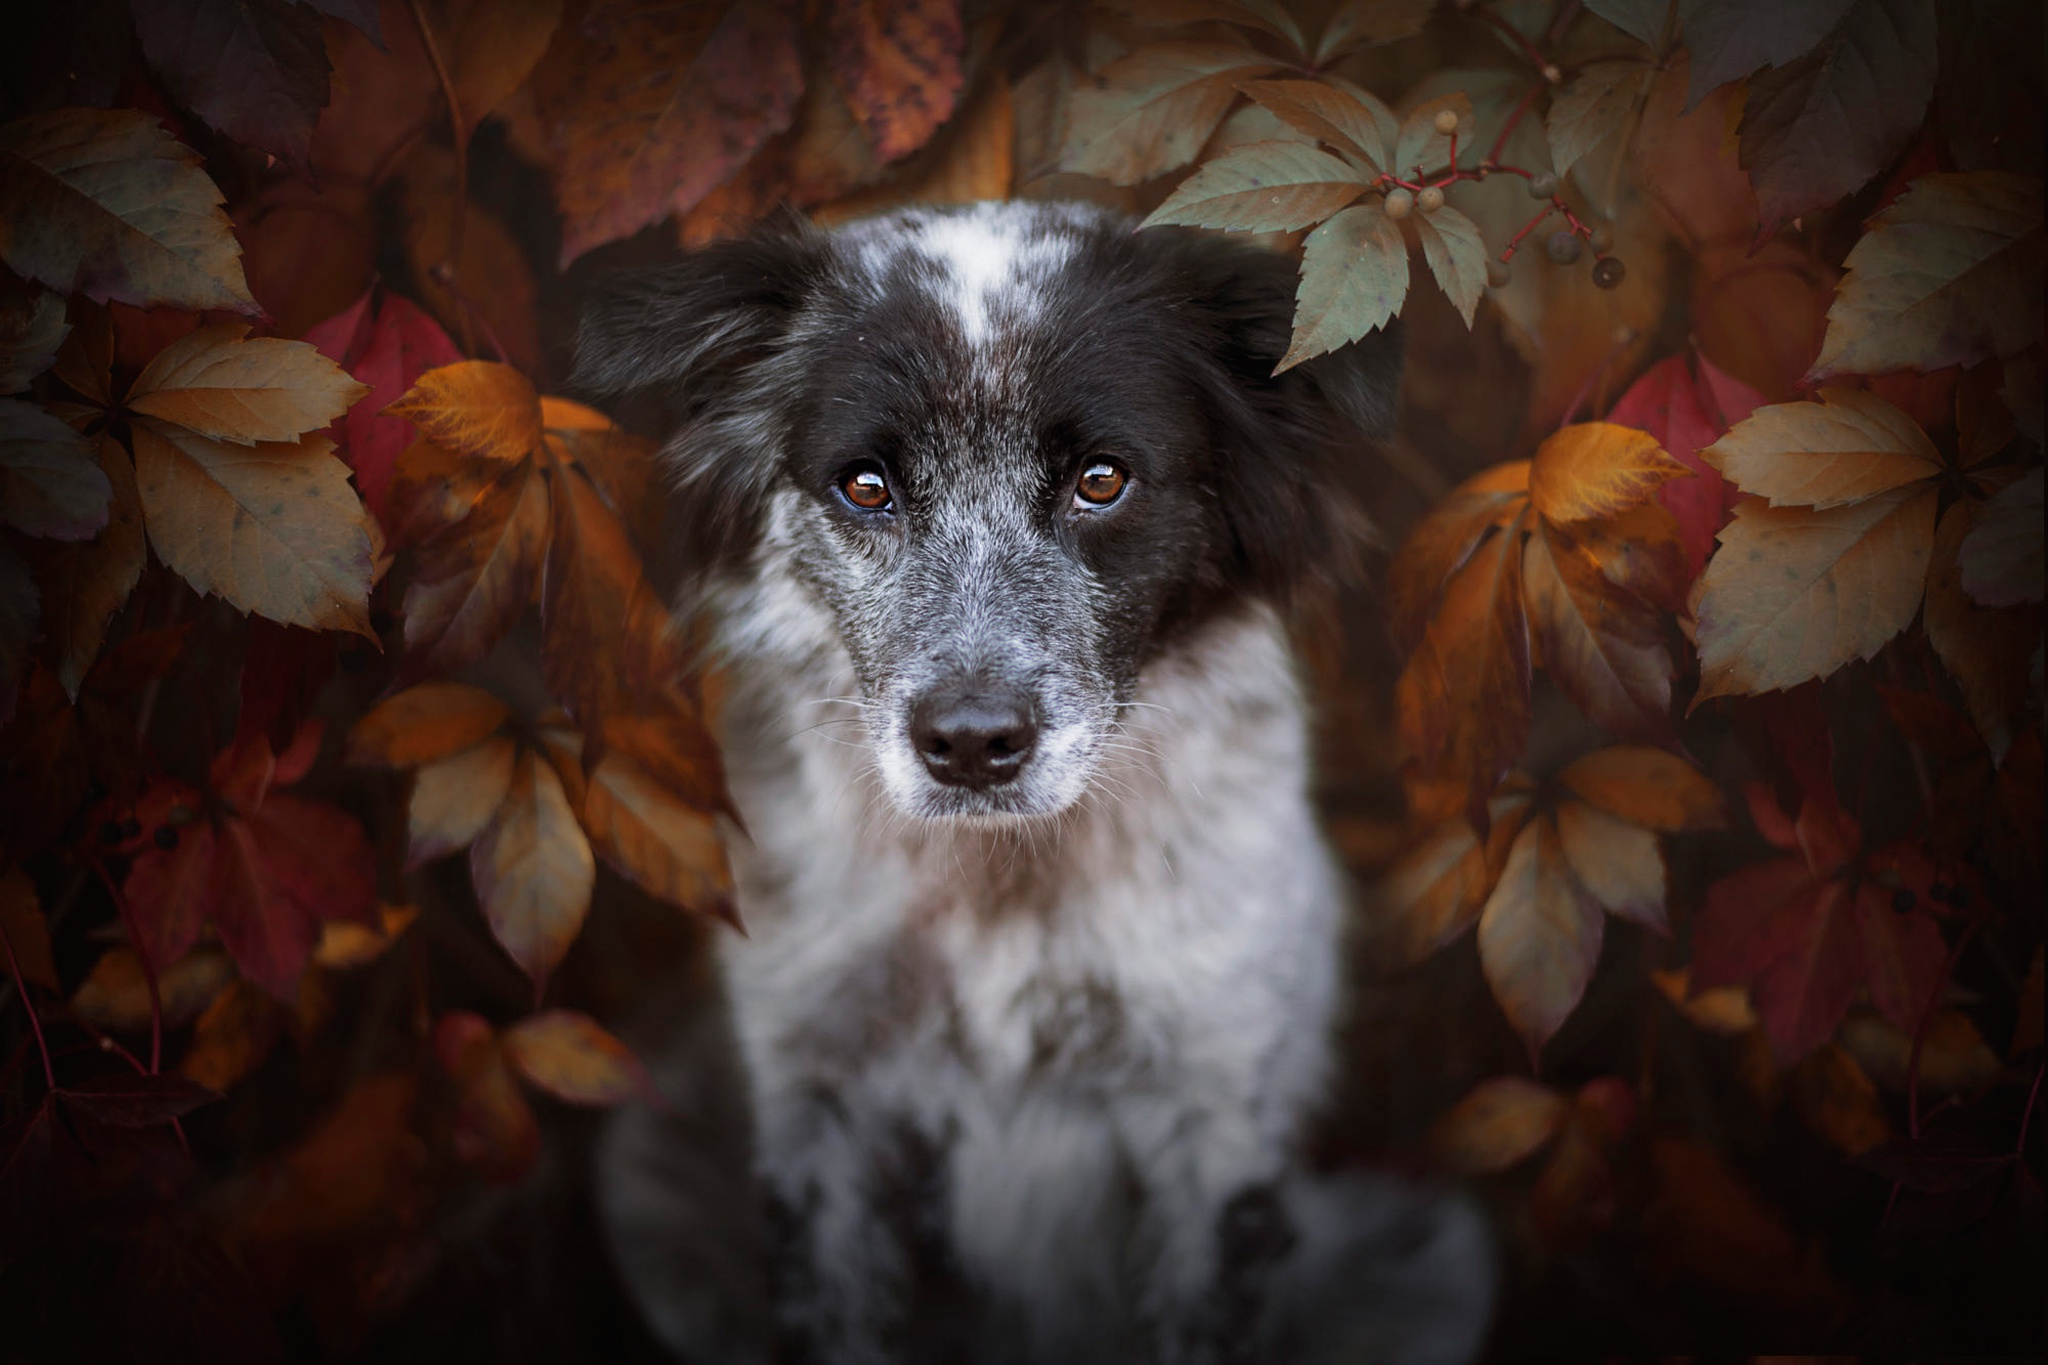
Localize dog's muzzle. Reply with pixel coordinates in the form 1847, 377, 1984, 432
908, 681, 1039, 791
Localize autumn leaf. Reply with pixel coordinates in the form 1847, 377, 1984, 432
1810, 171, 2046, 380
410, 735, 518, 867
1957, 467, 2042, 608
1237, 78, 1399, 172
384, 360, 545, 463
1311, 0, 1433, 62
1412, 204, 1488, 328
1142, 141, 1369, 233
0, 281, 67, 394
1522, 521, 1676, 745
0, 865, 59, 992
1704, 387, 1941, 507
541, 730, 733, 918
1556, 745, 1723, 832
1527, 420, 1691, 524
38, 435, 146, 695
1428, 1076, 1568, 1174
1924, 497, 2039, 761
130, 0, 333, 170
471, 745, 595, 987
131, 422, 377, 636
1604, 351, 1762, 579
179, 978, 282, 1094
434, 1012, 540, 1182
1478, 813, 1605, 1054
535, 0, 805, 264
1679, 0, 1852, 107
387, 441, 550, 677
1387, 461, 1530, 653
302, 290, 464, 521
1280, 202, 1409, 369
72, 946, 235, 1031
126, 324, 369, 446
347, 682, 512, 768
0, 108, 257, 313
1060, 40, 1282, 186
824, 0, 964, 163
1737, 0, 1938, 236
0, 399, 110, 539
501, 1009, 653, 1105
1546, 60, 1654, 177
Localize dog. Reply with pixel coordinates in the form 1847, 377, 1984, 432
572, 201, 1495, 1365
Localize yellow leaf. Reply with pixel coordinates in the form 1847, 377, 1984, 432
126, 324, 368, 446
408, 736, 518, 866
1428, 1075, 1568, 1173
386, 360, 545, 463
1702, 388, 1941, 509
1555, 796, 1667, 931
1557, 746, 1722, 831
1478, 815, 1604, 1053
1528, 421, 1690, 524
470, 746, 595, 986
348, 681, 512, 768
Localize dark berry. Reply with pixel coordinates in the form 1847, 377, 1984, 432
1527, 172, 1557, 199
101, 820, 125, 845
1592, 255, 1626, 289
1546, 230, 1582, 265
1891, 887, 1916, 913
1486, 257, 1512, 289
1588, 226, 1614, 254
153, 825, 179, 850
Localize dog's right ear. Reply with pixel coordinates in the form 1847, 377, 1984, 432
571, 231, 826, 409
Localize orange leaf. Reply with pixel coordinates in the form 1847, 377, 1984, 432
502, 1008, 653, 1106
469, 746, 595, 987
402, 452, 552, 678
1386, 460, 1529, 654
1428, 1076, 1568, 1174
543, 733, 733, 917
407, 735, 518, 867
1554, 796, 1668, 932
433, 1013, 539, 1183
1522, 522, 1676, 745
178, 978, 280, 1094
1477, 814, 1604, 1054
385, 361, 545, 463
1528, 422, 1691, 524
346, 682, 511, 768
1556, 746, 1723, 832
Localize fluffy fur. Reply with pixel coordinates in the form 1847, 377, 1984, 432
576, 201, 1493, 1364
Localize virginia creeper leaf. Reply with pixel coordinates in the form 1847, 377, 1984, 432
1142, 141, 1369, 233
1281, 202, 1409, 370
824, 0, 964, 163
127, 324, 369, 446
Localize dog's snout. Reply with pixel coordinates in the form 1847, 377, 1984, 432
910, 687, 1038, 790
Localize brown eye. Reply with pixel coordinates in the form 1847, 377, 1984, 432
1074, 461, 1128, 508
840, 465, 892, 511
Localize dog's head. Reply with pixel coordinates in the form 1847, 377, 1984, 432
574, 202, 1400, 823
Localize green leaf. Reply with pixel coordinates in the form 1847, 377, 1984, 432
1143, 141, 1368, 233
1313, 0, 1436, 65
1280, 203, 1409, 371
1392, 92, 1473, 177
0, 109, 256, 313
1810, 171, 2045, 379
1412, 203, 1488, 327
1060, 41, 1281, 185
1545, 60, 1654, 176
1238, 77, 1400, 171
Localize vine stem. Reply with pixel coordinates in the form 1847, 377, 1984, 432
1468, 3, 1563, 82
96, 861, 163, 1074
0, 915, 55, 1092
1486, 82, 1544, 166
407, 0, 476, 356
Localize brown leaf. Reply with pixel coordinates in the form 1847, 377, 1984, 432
0, 399, 110, 539
434, 1012, 541, 1182
1691, 241, 1834, 402
1557, 746, 1723, 831
1527, 421, 1691, 524
1477, 814, 1604, 1054
385, 360, 545, 464
398, 146, 544, 375
126, 324, 369, 446
71, 946, 234, 1031
1562, 500, 1691, 614
824, 0, 964, 163
1788, 1042, 1890, 1157
535, 0, 805, 264
313, 903, 418, 970
1522, 522, 1675, 744
1554, 795, 1668, 931
401, 451, 550, 677
407, 734, 516, 866
1651, 966, 1758, 1034
0, 866, 59, 992
434, 0, 565, 135
543, 733, 732, 915
1237, 77, 1399, 171
1958, 467, 2042, 607
1427, 1076, 1568, 1174
1060, 41, 1280, 186
469, 745, 594, 986
1693, 487, 1938, 699
1924, 498, 2038, 762
1386, 461, 1529, 654
0, 281, 67, 394
502, 1008, 653, 1105
178, 978, 281, 1094
131, 421, 376, 636
130, 0, 331, 169
0, 108, 256, 313
1546, 59, 1654, 177
39, 436, 145, 695
347, 681, 512, 768
1702, 388, 1942, 509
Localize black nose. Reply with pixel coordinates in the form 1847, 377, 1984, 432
910, 687, 1038, 790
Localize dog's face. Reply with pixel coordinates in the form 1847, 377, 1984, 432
574, 204, 1400, 823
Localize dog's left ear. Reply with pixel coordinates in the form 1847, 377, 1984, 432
1165, 231, 1404, 593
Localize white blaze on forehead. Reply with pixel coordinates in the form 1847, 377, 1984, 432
913, 206, 1078, 347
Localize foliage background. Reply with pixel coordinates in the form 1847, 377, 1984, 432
0, 0, 2041, 1359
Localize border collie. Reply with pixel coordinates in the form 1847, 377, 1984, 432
573, 201, 1494, 1365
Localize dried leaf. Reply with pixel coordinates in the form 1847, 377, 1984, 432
502, 1008, 652, 1105
302, 290, 464, 522
0, 398, 110, 539
535, 0, 805, 263
1738, 0, 1938, 236
469, 746, 594, 986
348, 682, 512, 768
1925, 499, 2037, 761
314, 903, 418, 970
1547, 60, 1654, 176
1811, 171, 2044, 379
408, 735, 517, 866
566, 742, 732, 914
1557, 746, 1723, 831
1386, 461, 1530, 653
1651, 966, 1758, 1034
400, 450, 550, 676
1143, 141, 1368, 233
1529, 421, 1690, 524
1693, 486, 1937, 699
1702, 388, 1941, 509
1428, 1076, 1568, 1173
131, 421, 376, 636
1958, 466, 2042, 607
1523, 522, 1675, 744
1604, 352, 1760, 580
0, 282, 67, 394
398, 149, 544, 375
1237, 78, 1398, 171
435, 0, 564, 135
178, 978, 281, 1093
0, 108, 256, 313
824, 0, 964, 163
72, 946, 233, 1030
127, 324, 368, 446
385, 360, 544, 463
1281, 202, 1408, 370
130, 0, 331, 168
1555, 795, 1668, 931
434, 1012, 540, 1182
1478, 814, 1605, 1053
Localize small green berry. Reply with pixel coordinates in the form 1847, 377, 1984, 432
1546, 230, 1582, 265
1588, 226, 1614, 254
1592, 255, 1626, 288
1486, 258, 1512, 289
1417, 186, 1445, 214
1433, 109, 1460, 136
1527, 172, 1557, 199
1384, 188, 1414, 220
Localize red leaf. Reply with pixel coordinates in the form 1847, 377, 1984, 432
1604, 352, 1761, 580
303, 289, 463, 522
1853, 884, 1946, 1030
59, 1072, 218, 1127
